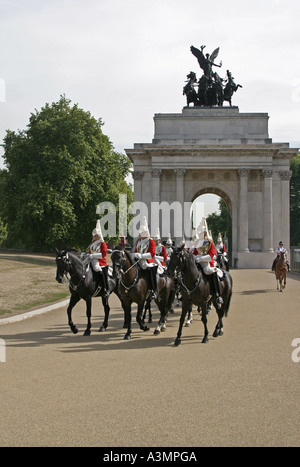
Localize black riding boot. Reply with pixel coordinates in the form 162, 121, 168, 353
212, 272, 223, 307
149, 266, 158, 300
102, 266, 110, 297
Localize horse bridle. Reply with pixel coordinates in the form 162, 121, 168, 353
56, 252, 86, 291
112, 250, 140, 293
174, 249, 202, 297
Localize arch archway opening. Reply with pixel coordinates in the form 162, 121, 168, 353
191, 192, 233, 267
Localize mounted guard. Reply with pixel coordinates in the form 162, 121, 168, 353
154, 228, 167, 268
88, 219, 109, 297
165, 233, 174, 265
216, 233, 229, 271
192, 218, 224, 307
134, 216, 158, 299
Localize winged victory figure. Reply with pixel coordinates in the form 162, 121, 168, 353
190, 45, 222, 79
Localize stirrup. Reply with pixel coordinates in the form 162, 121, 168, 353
216, 296, 223, 307
151, 290, 158, 300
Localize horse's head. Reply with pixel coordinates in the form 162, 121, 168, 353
55, 248, 72, 283
166, 245, 190, 278
111, 247, 127, 280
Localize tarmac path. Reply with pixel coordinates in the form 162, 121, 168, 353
0, 269, 299, 447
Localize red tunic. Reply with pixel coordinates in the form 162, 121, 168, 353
89, 241, 107, 267
135, 238, 156, 263
193, 241, 217, 267
156, 244, 167, 267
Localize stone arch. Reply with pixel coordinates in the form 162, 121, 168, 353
126, 107, 297, 267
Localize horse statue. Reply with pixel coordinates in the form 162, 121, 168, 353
223, 70, 242, 106
111, 248, 175, 340
274, 251, 288, 292
55, 249, 122, 335
166, 246, 233, 346
183, 71, 199, 107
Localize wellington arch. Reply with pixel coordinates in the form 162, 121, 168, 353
125, 107, 298, 268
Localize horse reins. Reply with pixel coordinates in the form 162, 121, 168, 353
57, 254, 86, 292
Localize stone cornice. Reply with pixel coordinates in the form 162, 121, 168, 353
125, 145, 298, 161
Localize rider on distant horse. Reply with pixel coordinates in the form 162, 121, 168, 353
216, 233, 229, 269
154, 228, 167, 268
272, 241, 290, 272
192, 218, 224, 306
88, 219, 109, 297
134, 217, 158, 299
165, 233, 173, 265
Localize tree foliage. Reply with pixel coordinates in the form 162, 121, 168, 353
290, 151, 300, 246
0, 96, 133, 250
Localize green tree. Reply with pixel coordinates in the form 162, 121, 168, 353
290, 151, 300, 246
0, 95, 133, 250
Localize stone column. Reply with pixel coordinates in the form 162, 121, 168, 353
132, 171, 144, 204
151, 169, 162, 203
262, 169, 274, 252
237, 169, 250, 252
174, 168, 186, 242
279, 170, 292, 251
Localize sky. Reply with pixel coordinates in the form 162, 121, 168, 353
0, 0, 299, 214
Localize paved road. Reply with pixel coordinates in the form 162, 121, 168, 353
0, 269, 299, 447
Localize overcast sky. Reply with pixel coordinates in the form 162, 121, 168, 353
0, 0, 299, 214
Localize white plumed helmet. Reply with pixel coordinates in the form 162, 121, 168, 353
139, 216, 150, 238
92, 219, 103, 241
154, 228, 161, 241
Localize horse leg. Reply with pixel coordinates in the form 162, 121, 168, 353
154, 300, 167, 335
185, 306, 193, 327
67, 293, 81, 334
213, 311, 224, 337
136, 302, 150, 332
201, 305, 209, 343
83, 297, 92, 336
123, 301, 132, 340
174, 302, 189, 346
99, 296, 110, 332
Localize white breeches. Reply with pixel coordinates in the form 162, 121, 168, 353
201, 262, 216, 275
91, 259, 102, 272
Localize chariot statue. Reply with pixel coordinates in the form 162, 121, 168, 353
183, 44, 242, 107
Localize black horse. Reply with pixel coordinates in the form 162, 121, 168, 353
166, 246, 233, 346
55, 249, 120, 336
111, 248, 175, 340
216, 253, 229, 272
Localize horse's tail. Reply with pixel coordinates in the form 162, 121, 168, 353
224, 291, 232, 317
224, 273, 233, 317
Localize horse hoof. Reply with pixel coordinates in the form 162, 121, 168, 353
202, 337, 209, 343
280, 289, 283, 292
99, 326, 106, 332
154, 329, 160, 335
161, 325, 167, 332
148, 318, 153, 323
174, 338, 181, 346
124, 334, 131, 340
83, 330, 91, 336
143, 326, 150, 332
218, 330, 224, 336
71, 326, 78, 334
213, 330, 219, 338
